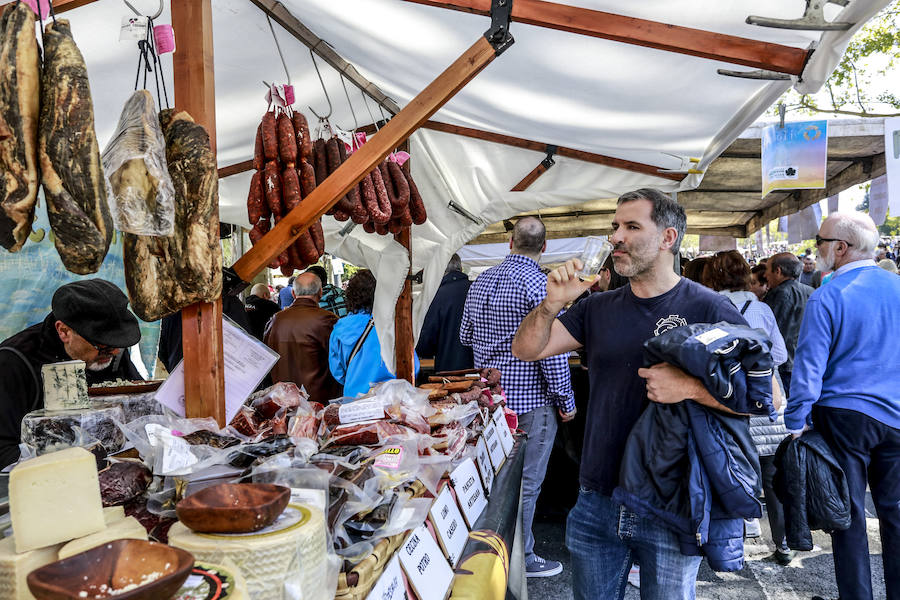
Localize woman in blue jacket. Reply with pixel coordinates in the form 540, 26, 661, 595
328, 269, 418, 398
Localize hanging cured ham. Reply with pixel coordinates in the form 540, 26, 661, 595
123, 109, 222, 321
39, 19, 112, 274
0, 2, 40, 252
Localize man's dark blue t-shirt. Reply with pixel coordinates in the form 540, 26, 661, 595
558, 277, 746, 496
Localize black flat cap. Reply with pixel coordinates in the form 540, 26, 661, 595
51, 279, 141, 348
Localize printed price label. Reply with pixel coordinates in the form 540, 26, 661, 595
449, 458, 488, 528
120, 16, 149, 42
428, 485, 469, 567
338, 399, 385, 424
474, 436, 494, 495
365, 555, 408, 600
483, 420, 505, 472
374, 446, 404, 469
398, 524, 453, 600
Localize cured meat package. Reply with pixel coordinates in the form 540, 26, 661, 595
123, 109, 222, 321
39, 19, 113, 274
0, 1, 40, 253
101, 90, 175, 236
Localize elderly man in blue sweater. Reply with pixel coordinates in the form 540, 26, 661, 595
786, 211, 900, 600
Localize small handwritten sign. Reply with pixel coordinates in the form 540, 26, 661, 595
449, 458, 488, 528
428, 484, 469, 567
398, 524, 453, 600
474, 436, 494, 495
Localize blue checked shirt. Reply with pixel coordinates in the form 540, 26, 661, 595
460, 254, 575, 415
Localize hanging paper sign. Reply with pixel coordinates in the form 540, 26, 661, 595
474, 436, 494, 495
21, 0, 52, 17
265, 85, 293, 109
449, 459, 488, 528
482, 420, 505, 472
492, 409, 514, 456
119, 16, 150, 42
428, 484, 469, 567
153, 24, 176, 54
365, 555, 408, 600
883, 117, 900, 218
761, 120, 828, 198
398, 524, 454, 600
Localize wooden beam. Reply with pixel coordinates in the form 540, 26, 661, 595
51, 0, 99, 14
511, 160, 552, 191
394, 227, 415, 383
232, 36, 502, 281
172, 0, 226, 426
247, 0, 401, 115
402, 0, 809, 75
218, 160, 254, 179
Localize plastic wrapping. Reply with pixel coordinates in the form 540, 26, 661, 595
101, 90, 175, 236
92, 391, 168, 423
20, 403, 126, 458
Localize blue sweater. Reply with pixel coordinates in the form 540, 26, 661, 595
786, 265, 900, 431
328, 311, 419, 398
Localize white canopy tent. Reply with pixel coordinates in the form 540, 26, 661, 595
30, 0, 891, 368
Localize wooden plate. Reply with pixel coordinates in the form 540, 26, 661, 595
27, 539, 194, 600
175, 483, 291, 533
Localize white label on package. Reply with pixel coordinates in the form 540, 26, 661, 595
428, 485, 469, 567
398, 524, 453, 600
374, 446, 404, 469
155, 317, 279, 423
365, 555, 408, 600
449, 458, 487, 528
119, 16, 148, 41
694, 327, 729, 346
492, 409, 514, 456
144, 423, 198, 475
474, 436, 494, 495
290, 488, 328, 514
338, 399, 385, 424
483, 420, 505, 472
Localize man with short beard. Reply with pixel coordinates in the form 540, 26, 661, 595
787, 212, 900, 600
512, 189, 747, 598
0, 279, 142, 468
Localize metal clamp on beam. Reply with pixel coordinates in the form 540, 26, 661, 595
746, 0, 853, 30
407, 270, 424, 284
716, 68, 791, 81
484, 0, 514, 55
541, 144, 558, 169
222, 266, 250, 297
449, 200, 482, 225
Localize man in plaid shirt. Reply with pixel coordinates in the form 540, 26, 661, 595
460, 216, 576, 578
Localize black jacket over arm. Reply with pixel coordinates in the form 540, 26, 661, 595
417, 270, 473, 372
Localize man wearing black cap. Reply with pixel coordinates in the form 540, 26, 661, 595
0, 279, 142, 468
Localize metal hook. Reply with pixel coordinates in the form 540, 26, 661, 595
340, 74, 359, 132
361, 88, 379, 131
307, 49, 333, 120
124, 0, 163, 19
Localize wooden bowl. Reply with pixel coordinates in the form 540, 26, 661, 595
175, 482, 291, 533
27, 539, 193, 600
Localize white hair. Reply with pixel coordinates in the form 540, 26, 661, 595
829, 212, 879, 258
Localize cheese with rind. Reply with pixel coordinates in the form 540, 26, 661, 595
9, 447, 105, 553
0, 536, 61, 600
57, 516, 147, 559
168, 504, 328, 600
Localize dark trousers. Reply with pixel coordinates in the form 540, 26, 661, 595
779, 366, 792, 398
814, 406, 900, 600
760, 454, 787, 551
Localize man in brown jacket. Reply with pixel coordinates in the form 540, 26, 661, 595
264, 272, 343, 403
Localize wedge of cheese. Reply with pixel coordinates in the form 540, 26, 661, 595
58, 516, 147, 560
0, 536, 61, 600
103, 505, 126, 525
9, 447, 105, 553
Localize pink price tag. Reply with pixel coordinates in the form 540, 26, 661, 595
348, 131, 368, 153
283, 85, 295, 106
21, 0, 52, 17
389, 151, 411, 166
153, 24, 176, 54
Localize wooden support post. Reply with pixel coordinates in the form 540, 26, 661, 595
172, 0, 226, 425
232, 35, 503, 281
394, 227, 415, 383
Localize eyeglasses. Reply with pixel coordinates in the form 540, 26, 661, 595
815, 235, 852, 247
89, 341, 120, 356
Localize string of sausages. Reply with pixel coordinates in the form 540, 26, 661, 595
247, 110, 429, 274
247, 108, 325, 275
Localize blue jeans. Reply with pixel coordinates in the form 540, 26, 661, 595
566, 489, 701, 600
517, 404, 558, 563
814, 406, 900, 600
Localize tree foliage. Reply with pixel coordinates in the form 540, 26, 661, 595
778, 0, 900, 118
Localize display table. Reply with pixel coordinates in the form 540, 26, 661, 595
451, 436, 527, 600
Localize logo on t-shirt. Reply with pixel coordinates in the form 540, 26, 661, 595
654, 315, 687, 336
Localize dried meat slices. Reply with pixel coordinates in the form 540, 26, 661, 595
39, 19, 112, 274
0, 2, 40, 253
123, 109, 222, 321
